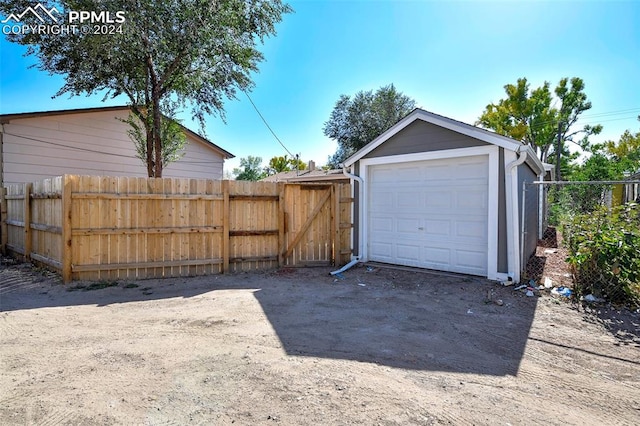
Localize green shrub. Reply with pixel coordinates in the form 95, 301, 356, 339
564, 202, 640, 308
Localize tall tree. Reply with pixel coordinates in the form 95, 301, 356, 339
1, 0, 292, 177
323, 84, 416, 168
477, 77, 602, 170
233, 156, 266, 181
604, 128, 640, 176
264, 154, 307, 176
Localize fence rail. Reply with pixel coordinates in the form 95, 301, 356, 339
1, 175, 353, 282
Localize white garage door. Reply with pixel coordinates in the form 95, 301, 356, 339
367, 155, 489, 276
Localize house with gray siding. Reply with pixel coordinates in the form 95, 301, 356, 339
342, 108, 545, 284
0, 106, 234, 186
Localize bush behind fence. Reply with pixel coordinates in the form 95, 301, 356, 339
523, 181, 640, 308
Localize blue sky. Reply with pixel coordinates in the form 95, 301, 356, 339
1, 0, 639, 173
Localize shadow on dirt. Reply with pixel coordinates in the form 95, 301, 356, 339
581, 306, 640, 348
1, 260, 537, 376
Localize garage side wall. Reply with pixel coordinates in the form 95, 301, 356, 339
518, 162, 540, 262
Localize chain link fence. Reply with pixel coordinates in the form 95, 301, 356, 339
522, 180, 640, 308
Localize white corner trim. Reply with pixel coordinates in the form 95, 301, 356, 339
358, 145, 500, 279
504, 149, 525, 283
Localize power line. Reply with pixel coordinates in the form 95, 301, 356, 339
242, 90, 295, 158
2, 131, 222, 165
3, 132, 140, 159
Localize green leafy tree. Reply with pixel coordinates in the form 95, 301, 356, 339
477, 77, 602, 174
119, 111, 186, 169
233, 156, 266, 181
323, 84, 416, 168
603, 129, 640, 175
1, 0, 292, 177
264, 155, 307, 176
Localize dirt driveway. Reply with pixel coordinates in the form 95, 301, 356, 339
1, 260, 639, 425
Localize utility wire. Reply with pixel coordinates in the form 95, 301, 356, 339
2, 132, 221, 164
242, 90, 295, 158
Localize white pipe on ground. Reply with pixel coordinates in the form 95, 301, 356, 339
330, 257, 361, 275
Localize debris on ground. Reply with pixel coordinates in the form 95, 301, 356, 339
582, 294, 605, 303
551, 286, 573, 298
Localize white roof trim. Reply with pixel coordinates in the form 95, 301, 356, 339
343, 108, 525, 167
520, 144, 546, 176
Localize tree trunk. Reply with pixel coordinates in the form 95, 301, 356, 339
151, 89, 163, 178
146, 122, 154, 177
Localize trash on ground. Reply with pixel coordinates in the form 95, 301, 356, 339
358, 283, 366, 287
544, 277, 553, 289
366, 266, 375, 272
495, 299, 504, 306
526, 290, 535, 297
544, 248, 558, 254
582, 294, 605, 303
514, 284, 527, 291
551, 286, 572, 298
467, 309, 473, 314
333, 272, 345, 280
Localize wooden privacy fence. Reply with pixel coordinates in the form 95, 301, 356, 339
1, 175, 353, 282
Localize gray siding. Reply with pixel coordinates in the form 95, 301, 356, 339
518, 162, 540, 263
363, 120, 489, 159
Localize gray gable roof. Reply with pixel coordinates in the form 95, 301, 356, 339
343, 108, 544, 174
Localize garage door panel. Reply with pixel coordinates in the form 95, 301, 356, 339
368, 155, 489, 276
424, 164, 451, 180
370, 241, 393, 259
424, 191, 453, 209
371, 192, 394, 209
422, 250, 452, 271
397, 191, 421, 208
371, 216, 393, 232
455, 220, 487, 239
457, 191, 486, 209
456, 161, 488, 179
425, 219, 450, 236
397, 244, 421, 262
397, 218, 421, 233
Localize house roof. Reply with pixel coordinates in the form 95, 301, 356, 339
343, 108, 545, 175
262, 168, 348, 183
0, 105, 234, 159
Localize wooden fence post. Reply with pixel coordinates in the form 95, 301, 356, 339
278, 182, 285, 267
61, 175, 73, 283
222, 179, 230, 273
23, 182, 32, 262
